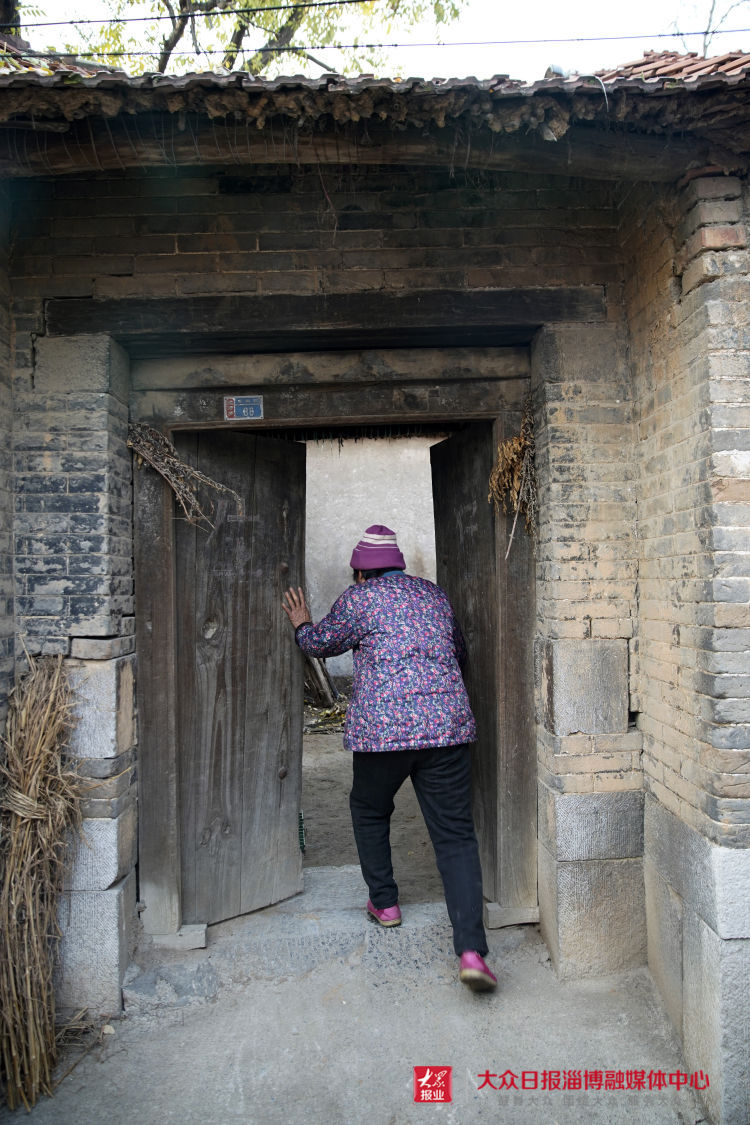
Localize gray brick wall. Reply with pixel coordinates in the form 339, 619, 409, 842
9, 166, 621, 300
12, 335, 133, 658
620, 175, 750, 848
0, 183, 12, 723
8, 166, 623, 666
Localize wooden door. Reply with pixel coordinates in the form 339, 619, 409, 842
173, 431, 305, 925
431, 420, 537, 919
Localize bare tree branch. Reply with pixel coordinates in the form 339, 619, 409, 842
704, 0, 747, 53
244, 7, 306, 74
158, 0, 196, 70
221, 15, 251, 68
300, 49, 338, 70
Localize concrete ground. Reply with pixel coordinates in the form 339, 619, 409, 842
3, 866, 708, 1125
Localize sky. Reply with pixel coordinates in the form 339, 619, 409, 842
20, 0, 750, 82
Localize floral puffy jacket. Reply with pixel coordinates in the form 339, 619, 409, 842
295, 573, 477, 753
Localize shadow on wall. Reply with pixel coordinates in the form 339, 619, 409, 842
305, 436, 439, 679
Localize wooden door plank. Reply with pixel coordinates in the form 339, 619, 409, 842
493, 416, 538, 910
432, 422, 499, 900
175, 433, 252, 922
240, 437, 305, 912
174, 431, 305, 924
431, 418, 537, 913
134, 458, 181, 934
173, 432, 200, 922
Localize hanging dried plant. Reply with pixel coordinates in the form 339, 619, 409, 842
127, 423, 243, 530
488, 394, 538, 559
0, 654, 81, 1111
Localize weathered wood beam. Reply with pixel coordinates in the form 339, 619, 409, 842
46, 288, 605, 358
131, 346, 530, 391
131, 377, 530, 429
0, 115, 721, 181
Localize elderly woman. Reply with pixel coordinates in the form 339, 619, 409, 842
282, 524, 496, 992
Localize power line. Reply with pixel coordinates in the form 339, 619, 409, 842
21, 0, 382, 30
13, 26, 750, 60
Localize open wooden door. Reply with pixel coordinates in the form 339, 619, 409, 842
173, 431, 305, 925
431, 420, 537, 924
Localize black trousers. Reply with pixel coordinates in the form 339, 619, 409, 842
349, 744, 488, 956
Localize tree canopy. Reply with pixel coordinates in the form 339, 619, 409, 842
38, 0, 465, 77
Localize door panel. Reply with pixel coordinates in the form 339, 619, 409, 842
174, 431, 305, 925
431, 419, 536, 912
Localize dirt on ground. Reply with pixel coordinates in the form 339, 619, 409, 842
300, 730, 443, 902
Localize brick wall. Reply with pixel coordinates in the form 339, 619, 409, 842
10, 165, 621, 303
9, 165, 623, 658
620, 175, 750, 848
532, 320, 645, 979
12, 332, 133, 660
0, 183, 12, 723
532, 322, 641, 796
620, 173, 750, 1124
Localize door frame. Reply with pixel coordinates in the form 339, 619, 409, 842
131, 348, 533, 935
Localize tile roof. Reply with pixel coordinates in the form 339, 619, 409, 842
1, 44, 749, 177
595, 49, 750, 83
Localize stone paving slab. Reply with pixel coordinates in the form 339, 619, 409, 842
1, 867, 708, 1125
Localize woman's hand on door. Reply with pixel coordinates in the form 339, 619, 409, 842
282, 587, 312, 629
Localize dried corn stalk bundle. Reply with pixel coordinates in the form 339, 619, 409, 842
487, 395, 537, 559
0, 655, 81, 1111
127, 422, 243, 529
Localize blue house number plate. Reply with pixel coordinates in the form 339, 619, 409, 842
224, 395, 264, 421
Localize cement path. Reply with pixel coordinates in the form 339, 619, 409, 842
2, 866, 708, 1125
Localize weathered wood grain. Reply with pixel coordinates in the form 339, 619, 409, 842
432, 422, 500, 900
431, 417, 537, 911
0, 117, 715, 182
132, 378, 529, 431
132, 347, 530, 392
46, 289, 605, 357
493, 413, 538, 913
173, 432, 305, 924
134, 456, 182, 934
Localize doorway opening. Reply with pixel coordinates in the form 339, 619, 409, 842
297, 423, 460, 903
134, 361, 537, 936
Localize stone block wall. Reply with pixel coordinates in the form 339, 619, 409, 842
11, 330, 137, 1014
620, 174, 750, 1125
57, 652, 138, 1015
531, 322, 644, 978
0, 183, 12, 724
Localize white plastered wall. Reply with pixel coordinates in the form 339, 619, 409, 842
305, 436, 439, 678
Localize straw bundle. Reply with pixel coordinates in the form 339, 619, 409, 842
127, 422, 243, 529
488, 395, 537, 559
0, 654, 81, 1111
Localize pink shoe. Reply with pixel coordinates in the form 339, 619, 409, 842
366, 899, 402, 927
459, 951, 497, 991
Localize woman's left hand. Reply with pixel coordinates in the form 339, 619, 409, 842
282, 587, 312, 629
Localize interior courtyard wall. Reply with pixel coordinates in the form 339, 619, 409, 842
305, 435, 439, 680
619, 175, 750, 1125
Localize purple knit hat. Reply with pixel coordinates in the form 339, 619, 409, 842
350, 525, 405, 571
